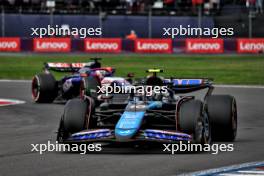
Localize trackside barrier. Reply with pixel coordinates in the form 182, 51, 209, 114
84, 38, 122, 53
237, 38, 264, 53
1, 38, 264, 54
0, 38, 21, 52
185, 38, 224, 53
134, 39, 172, 54
33, 38, 71, 52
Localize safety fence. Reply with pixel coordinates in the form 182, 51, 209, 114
0, 37, 264, 54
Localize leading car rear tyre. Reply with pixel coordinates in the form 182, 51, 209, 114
207, 95, 237, 142
32, 73, 57, 103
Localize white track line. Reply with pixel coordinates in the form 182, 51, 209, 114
0, 79, 31, 83
238, 170, 264, 174
215, 85, 264, 89
0, 98, 26, 107
219, 174, 259, 176
177, 161, 264, 176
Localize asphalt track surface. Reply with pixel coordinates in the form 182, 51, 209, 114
0, 81, 264, 176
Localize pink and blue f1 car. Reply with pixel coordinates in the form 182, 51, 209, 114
57, 69, 238, 145
31, 58, 115, 103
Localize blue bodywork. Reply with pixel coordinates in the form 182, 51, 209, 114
115, 100, 162, 141
164, 79, 203, 86
69, 129, 113, 141
66, 78, 209, 143
67, 99, 192, 142
63, 69, 114, 86
61, 69, 114, 95
66, 93, 193, 143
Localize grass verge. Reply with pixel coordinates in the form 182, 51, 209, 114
0, 54, 263, 85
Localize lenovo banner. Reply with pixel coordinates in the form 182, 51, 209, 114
0, 38, 20, 52
186, 39, 224, 53
134, 39, 172, 53
237, 38, 264, 53
33, 38, 71, 52
84, 38, 122, 53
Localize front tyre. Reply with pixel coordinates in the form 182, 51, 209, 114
57, 98, 95, 142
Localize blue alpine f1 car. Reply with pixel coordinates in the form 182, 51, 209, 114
57, 69, 237, 144
31, 58, 115, 103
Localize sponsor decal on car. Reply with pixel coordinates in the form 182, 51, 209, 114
84, 38, 122, 53
46, 62, 88, 68
134, 39, 172, 53
33, 38, 71, 52
101, 77, 128, 85
186, 38, 224, 53
167, 79, 203, 86
0, 38, 21, 52
47, 62, 71, 68
0, 98, 25, 107
237, 38, 264, 53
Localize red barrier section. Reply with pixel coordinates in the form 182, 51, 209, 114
134, 39, 172, 53
84, 38, 122, 53
0, 38, 20, 52
33, 38, 71, 52
186, 38, 224, 53
237, 38, 264, 53
3, 37, 264, 54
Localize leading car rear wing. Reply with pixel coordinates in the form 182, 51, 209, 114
44, 62, 91, 72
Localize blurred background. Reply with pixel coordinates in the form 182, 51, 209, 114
0, 0, 263, 38
0, 0, 263, 54
0, 1, 264, 84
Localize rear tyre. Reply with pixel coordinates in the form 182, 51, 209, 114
207, 95, 237, 142
57, 98, 95, 142
179, 99, 211, 144
32, 73, 57, 103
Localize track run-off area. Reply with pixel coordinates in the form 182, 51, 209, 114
0, 80, 264, 176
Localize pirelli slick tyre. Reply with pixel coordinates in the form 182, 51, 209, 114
207, 95, 237, 142
179, 99, 211, 144
31, 73, 57, 103
57, 98, 95, 142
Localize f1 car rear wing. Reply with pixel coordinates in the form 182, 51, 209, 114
44, 58, 101, 72
145, 69, 214, 93
164, 78, 214, 93
44, 62, 90, 72
43, 58, 102, 72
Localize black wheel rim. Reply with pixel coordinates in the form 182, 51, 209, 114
203, 113, 211, 144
